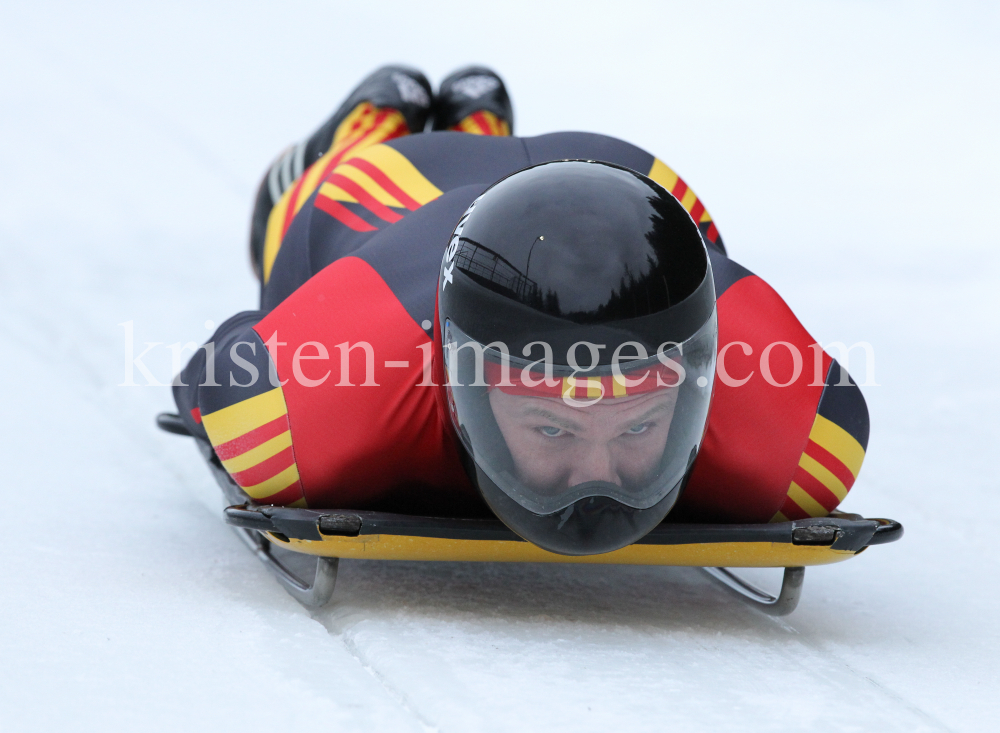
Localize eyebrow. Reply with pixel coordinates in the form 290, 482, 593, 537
518, 399, 673, 433
519, 407, 583, 432
629, 402, 674, 425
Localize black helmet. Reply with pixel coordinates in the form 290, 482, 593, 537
437, 160, 717, 555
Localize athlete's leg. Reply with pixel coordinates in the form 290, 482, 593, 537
433, 66, 513, 136
250, 66, 433, 281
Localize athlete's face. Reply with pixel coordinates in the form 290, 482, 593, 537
489, 388, 679, 495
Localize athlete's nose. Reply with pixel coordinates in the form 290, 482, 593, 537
568, 444, 620, 487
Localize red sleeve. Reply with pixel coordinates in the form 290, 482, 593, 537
253, 256, 478, 514
676, 275, 833, 523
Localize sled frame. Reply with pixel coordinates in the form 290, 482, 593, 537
702, 566, 805, 616
232, 524, 340, 607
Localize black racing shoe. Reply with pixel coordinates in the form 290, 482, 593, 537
432, 66, 514, 133
302, 65, 433, 165
250, 65, 433, 280
267, 65, 432, 207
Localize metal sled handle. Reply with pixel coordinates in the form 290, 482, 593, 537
702, 566, 805, 616
156, 412, 192, 436
233, 526, 339, 607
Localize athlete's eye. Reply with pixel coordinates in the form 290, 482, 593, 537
625, 423, 651, 435
539, 426, 566, 437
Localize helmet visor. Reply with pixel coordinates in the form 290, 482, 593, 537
443, 312, 717, 515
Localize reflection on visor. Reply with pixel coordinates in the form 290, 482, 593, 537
444, 313, 717, 515
484, 360, 681, 403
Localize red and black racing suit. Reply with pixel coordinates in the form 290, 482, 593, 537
174, 127, 870, 524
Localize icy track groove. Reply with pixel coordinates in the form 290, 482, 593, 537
333, 619, 443, 733
762, 617, 955, 733
2, 3, 998, 731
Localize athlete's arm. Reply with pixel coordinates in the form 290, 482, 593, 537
172, 311, 307, 506
771, 359, 869, 523
675, 252, 871, 523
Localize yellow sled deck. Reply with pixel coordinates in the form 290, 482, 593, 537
224, 503, 900, 569
157, 412, 903, 615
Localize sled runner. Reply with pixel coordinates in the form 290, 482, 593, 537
158, 412, 902, 615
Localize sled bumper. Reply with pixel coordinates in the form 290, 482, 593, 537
223, 504, 902, 568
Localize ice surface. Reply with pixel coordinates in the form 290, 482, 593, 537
1, 2, 997, 731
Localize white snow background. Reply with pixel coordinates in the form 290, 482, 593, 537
1, 1, 997, 731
